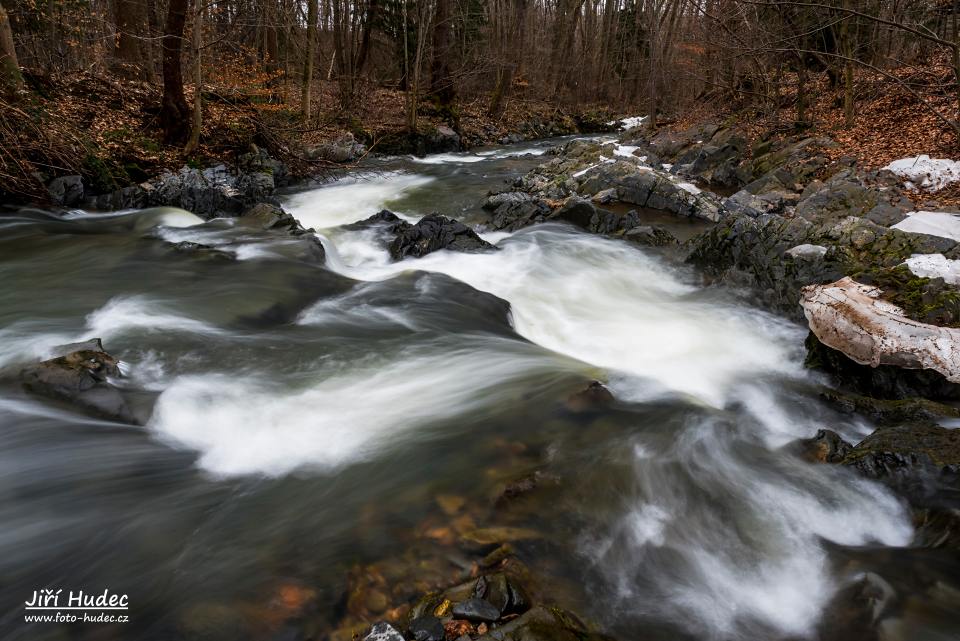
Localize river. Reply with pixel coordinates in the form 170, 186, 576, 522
0, 139, 956, 640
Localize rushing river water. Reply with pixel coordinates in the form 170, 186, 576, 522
0, 140, 958, 641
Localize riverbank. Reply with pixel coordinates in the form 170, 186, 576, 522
1, 70, 617, 205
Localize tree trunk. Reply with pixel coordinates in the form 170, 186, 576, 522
0, 0, 22, 95
184, 0, 203, 154
302, 0, 318, 120
159, 0, 191, 143
113, 0, 149, 79
429, 0, 456, 116
355, 0, 378, 74
842, 0, 855, 127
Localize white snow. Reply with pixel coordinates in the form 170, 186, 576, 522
676, 181, 702, 195
786, 244, 828, 260
613, 144, 640, 158
572, 155, 615, 178
892, 211, 960, 241
606, 115, 648, 130
883, 155, 960, 192
904, 253, 960, 285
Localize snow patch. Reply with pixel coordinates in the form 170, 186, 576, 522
892, 211, 960, 242
883, 155, 960, 192
606, 115, 647, 130
676, 181, 702, 195
904, 253, 960, 285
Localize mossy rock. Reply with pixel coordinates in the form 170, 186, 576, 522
820, 388, 960, 425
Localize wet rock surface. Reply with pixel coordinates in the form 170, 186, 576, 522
18, 339, 136, 423
88, 147, 290, 219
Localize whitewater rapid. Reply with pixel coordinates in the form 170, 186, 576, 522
278, 168, 912, 640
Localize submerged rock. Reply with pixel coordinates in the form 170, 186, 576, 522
451, 598, 500, 623
790, 429, 853, 464
565, 381, 615, 411
20, 340, 136, 423
389, 214, 495, 260
407, 615, 445, 641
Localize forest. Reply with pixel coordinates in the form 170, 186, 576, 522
1, 0, 959, 200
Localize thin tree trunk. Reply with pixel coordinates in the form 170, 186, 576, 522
159, 0, 191, 143
302, 0, 318, 119
113, 0, 149, 79
184, 0, 203, 154
430, 0, 456, 115
0, 0, 22, 95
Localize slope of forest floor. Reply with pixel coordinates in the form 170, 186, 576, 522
670, 52, 960, 207
0, 71, 616, 203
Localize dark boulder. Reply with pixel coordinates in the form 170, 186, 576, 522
842, 423, 960, 492
451, 598, 500, 623
47, 175, 85, 207
789, 429, 853, 464
550, 199, 629, 235
389, 214, 495, 260
805, 333, 960, 401
407, 615, 445, 641
237, 202, 312, 236
489, 197, 552, 232
623, 224, 677, 246
342, 209, 413, 234
20, 340, 136, 423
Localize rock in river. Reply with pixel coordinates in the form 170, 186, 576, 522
389, 214, 495, 260
451, 597, 501, 622
19, 339, 136, 423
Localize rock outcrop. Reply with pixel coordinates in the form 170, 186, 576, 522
88, 147, 290, 219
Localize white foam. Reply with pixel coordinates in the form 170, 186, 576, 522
148, 342, 581, 476
284, 172, 433, 230
316, 226, 806, 407
85, 296, 223, 339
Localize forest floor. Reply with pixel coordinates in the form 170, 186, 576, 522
670, 52, 960, 207
0, 71, 615, 203
3, 53, 960, 206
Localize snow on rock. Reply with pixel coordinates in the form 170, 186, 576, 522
676, 181, 702, 195
606, 115, 647, 130
883, 155, 960, 192
800, 277, 960, 382
572, 155, 615, 178
786, 244, 828, 260
613, 144, 641, 158
904, 253, 960, 285
891, 211, 960, 242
